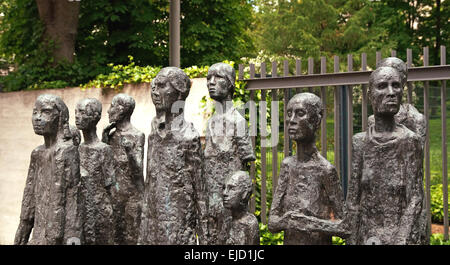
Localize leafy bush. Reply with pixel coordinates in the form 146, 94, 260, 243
430, 233, 450, 245
332, 236, 346, 245
81, 57, 230, 91
81, 56, 161, 90
430, 184, 450, 224
259, 223, 283, 245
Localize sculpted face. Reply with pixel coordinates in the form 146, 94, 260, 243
223, 176, 242, 210
286, 95, 321, 143
370, 67, 402, 116
32, 98, 60, 136
207, 67, 232, 101
108, 99, 126, 124
151, 76, 179, 112
75, 100, 100, 131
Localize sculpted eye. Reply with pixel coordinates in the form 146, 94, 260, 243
376, 82, 387, 90
296, 110, 305, 117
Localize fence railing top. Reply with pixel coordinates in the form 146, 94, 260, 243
240, 65, 450, 90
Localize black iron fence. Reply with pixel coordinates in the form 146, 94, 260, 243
238, 46, 450, 240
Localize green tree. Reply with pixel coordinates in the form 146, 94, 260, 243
0, 0, 255, 91
181, 0, 255, 67
250, 0, 448, 68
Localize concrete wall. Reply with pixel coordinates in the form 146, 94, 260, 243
0, 79, 211, 244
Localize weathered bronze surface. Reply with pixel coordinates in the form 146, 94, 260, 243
76, 98, 116, 245
103, 94, 145, 245
368, 57, 426, 144
223, 171, 259, 245
203, 63, 256, 244
139, 67, 202, 245
347, 65, 428, 245
268, 92, 348, 245
15, 94, 82, 245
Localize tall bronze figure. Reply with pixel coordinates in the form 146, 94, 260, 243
268, 93, 348, 245
75, 98, 116, 245
15, 94, 82, 245
139, 67, 203, 245
223, 171, 259, 245
204, 62, 256, 244
103, 94, 145, 245
347, 66, 428, 245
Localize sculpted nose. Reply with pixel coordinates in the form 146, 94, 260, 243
288, 114, 297, 125
387, 84, 397, 95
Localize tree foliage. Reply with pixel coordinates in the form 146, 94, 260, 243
0, 0, 254, 91
251, 0, 449, 68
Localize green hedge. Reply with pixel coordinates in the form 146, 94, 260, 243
431, 184, 450, 224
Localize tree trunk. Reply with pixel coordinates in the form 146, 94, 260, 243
35, 0, 80, 64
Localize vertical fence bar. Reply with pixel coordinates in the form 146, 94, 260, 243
249, 63, 256, 213
271, 61, 279, 195
238, 64, 244, 80
334, 56, 341, 177
407, 48, 413, 104
320, 56, 327, 158
283, 60, 290, 158
361, 53, 368, 131
308, 57, 314, 93
376, 51, 382, 66
296, 59, 302, 93
423, 46, 432, 237
441, 45, 449, 241
260, 63, 267, 225
391, 49, 397, 57
347, 54, 354, 194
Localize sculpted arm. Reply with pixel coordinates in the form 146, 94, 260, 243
396, 138, 425, 244
63, 146, 82, 244
123, 133, 145, 193
187, 135, 207, 243
235, 116, 256, 164
345, 134, 365, 244
268, 162, 289, 233
324, 167, 345, 220
14, 151, 37, 245
103, 146, 117, 190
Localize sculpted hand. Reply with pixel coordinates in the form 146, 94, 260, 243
120, 137, 134, 152
102, 122, 116, 144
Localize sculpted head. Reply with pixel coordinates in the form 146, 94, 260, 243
70, 125, 81, 146
376, 57, 407, 87
369, 66, 402, 117
223, 171, 252, 212
75, 98, 102, 131
151, 67, 191, 112
207, 63, 236, 101
32, 94, 71, 139
286, 92, 323, 143
108, 93, 135, 124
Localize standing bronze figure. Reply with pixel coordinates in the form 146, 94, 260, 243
139, 67, 202, 245
15, 94, 82, 245
347, 66, 428, 245
223, 171, 259, 245
268, 93, 348, 245
103, 94, 145, 245
75, 98, 116, 245
203, 62, 256, 244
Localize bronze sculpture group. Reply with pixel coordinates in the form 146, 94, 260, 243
15, 58, 428, 245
